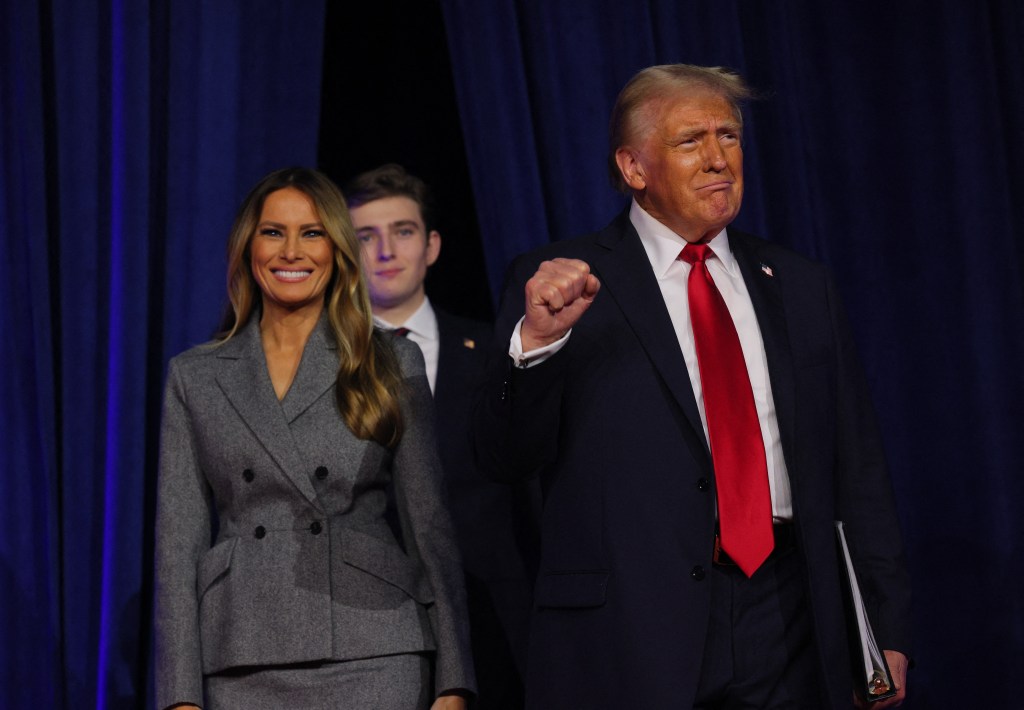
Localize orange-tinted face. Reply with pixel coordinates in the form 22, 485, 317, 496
249, 187, 334, 316
616, 90, 744, 243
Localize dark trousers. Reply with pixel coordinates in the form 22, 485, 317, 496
465, 573, 526, 709
694, 537, 825, 709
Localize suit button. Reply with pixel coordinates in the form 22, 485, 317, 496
696, 477, 710, 492
315, 466, 328, 480
254, 525, 266, 539
243, 468, 255, 483
690, 565, 706, 581
310, 521, 323, 535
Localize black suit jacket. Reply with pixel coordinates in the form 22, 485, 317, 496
472, 212, 911, 709
432, 308, 538, 705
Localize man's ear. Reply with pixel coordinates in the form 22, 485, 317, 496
426, 230, 441, 267
615, 147, 646, 190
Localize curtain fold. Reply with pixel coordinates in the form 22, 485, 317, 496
1, 1, 63, 705
4, 0, 1024, 706
1, 1, 326, 705
440, 1, 1024, 707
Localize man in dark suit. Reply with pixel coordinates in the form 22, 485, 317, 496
346, 165, 535, 708
472, 65, 911, 709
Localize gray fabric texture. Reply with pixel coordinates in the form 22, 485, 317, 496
203, 653, 431, 710
153, 317, 475, 709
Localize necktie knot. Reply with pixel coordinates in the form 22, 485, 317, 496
679, 242, 712, 265
393, 327, 411, 338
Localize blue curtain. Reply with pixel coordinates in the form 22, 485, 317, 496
440, 1, 1024, 708
5, 0, 1024, 706
0, 0, 325, 705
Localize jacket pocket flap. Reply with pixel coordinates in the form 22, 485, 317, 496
197, 537, 238, 597
535, 570, 609, 608
341, 529, 434, 603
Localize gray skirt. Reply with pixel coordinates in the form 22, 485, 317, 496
203, 653, 432, 710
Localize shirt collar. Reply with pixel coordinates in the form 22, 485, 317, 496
628, 199, 739, 278
373, 297, 438, 341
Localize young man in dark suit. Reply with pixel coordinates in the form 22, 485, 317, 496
345, 165, 535, 709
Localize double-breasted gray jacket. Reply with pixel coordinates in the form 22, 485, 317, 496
153, 317, 475, 709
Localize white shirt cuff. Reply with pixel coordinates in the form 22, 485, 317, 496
509, 317, 571, 368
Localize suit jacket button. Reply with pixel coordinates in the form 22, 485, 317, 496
690, 565, 706, 581
696, 477, 710, 492
315, 466, 328, 480
254, 525, 266, 539
310, 521, 323, 535
243, 468, 255, 483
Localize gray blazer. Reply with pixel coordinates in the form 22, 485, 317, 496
153, 317, 475, 709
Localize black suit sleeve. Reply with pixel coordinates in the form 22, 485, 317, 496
828, 272, 913, 656
471, 254, 569, 483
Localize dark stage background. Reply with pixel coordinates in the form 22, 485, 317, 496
2, 0, 1022, 707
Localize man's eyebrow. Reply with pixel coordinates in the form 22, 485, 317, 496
665, 126, 703, 143
668, 119, 743, 141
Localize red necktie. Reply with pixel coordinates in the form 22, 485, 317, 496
680, 243, 773, 576
393, 327, 411, 338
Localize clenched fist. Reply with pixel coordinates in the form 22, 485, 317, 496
521, 258, 601, 351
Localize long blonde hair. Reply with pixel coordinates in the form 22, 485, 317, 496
219, 167, 404, 447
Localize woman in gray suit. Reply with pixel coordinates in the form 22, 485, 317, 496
154, 168, 475, 710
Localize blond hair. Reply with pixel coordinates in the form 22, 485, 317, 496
220, 167, 404, 447
608, 64, 754, 192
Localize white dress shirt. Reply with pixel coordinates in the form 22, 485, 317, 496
510, 200, 793, 518
376, 297, 440, 395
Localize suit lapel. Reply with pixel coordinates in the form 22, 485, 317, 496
433, 311, 455, 404
589, 216, 710, 458
280, 320, 339, 424
731, 231, 797, 469
215, 319, 323, 508
433, 310, 470, 405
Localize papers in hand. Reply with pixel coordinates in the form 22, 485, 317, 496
835, 521, 897, 703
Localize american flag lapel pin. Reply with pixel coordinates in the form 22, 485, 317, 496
760, 263, 774, 278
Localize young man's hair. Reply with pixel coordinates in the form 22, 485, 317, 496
343, 163, 437, 233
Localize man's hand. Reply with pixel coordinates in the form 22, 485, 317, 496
855, 649, 908, 709
521, 258, 601, 351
